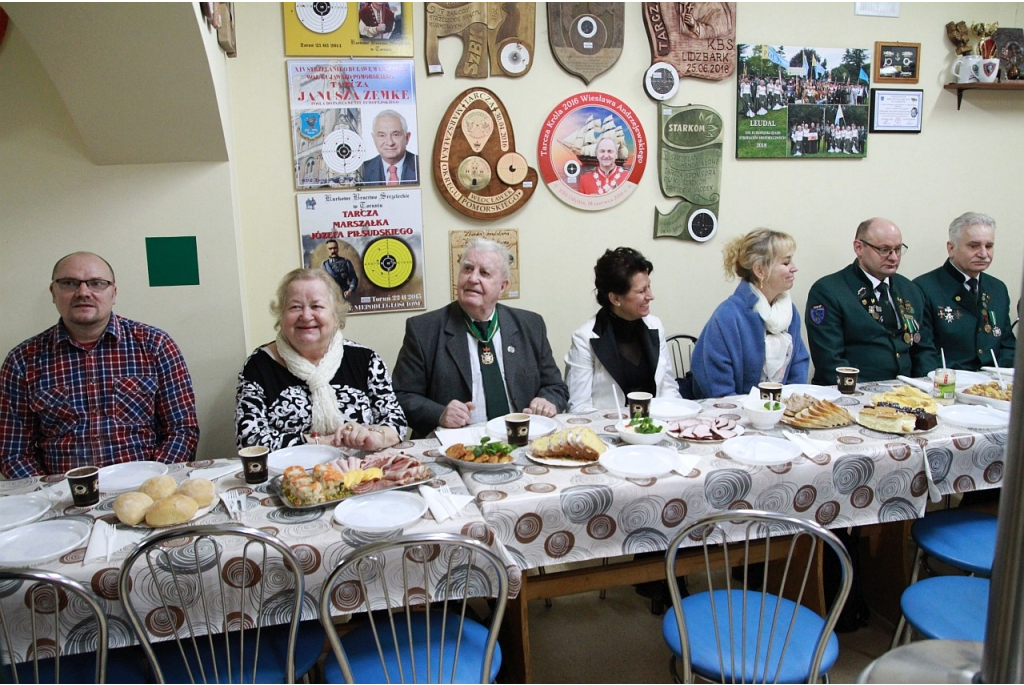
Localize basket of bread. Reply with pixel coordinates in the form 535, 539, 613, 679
527, 427, 606, 464
857, 385, 938, 433
113, 475, 216, 527
780, 393, 853, 429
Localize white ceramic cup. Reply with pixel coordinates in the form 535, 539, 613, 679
979, 58, 1001, 83
952, 55, 983, 84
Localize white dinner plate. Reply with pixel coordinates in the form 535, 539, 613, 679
333, 491, 427, 532
0, 494, 52, 532
928, 370, 992, 387
955, 390, 1011, 413
486, 415, 559, 441
267, 444, 344, 474
938, 405, 1010, 430
722, 436, 802, 466
0, 519, 92, 567
781, 385, 842, 402
599, 445, 680, 479
649, 398, 702, 421
981, 366, 1014, 379
98, 462, 169, 493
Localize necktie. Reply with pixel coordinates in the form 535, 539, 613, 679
967, 277, 980, 304
386, 165, 399, 186
877, 282, 900, 331
473, 321, 509, 419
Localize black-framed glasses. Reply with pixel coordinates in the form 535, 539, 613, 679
52, 278, 114, 293
858, 239, 908, 257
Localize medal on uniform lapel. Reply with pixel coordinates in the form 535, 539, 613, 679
993, 326, 1002, 337
904, 332, 913, 344
465, 313, 500, 365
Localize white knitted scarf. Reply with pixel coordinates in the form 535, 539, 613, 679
750, 282, 793, 383
275, 330, 346, 434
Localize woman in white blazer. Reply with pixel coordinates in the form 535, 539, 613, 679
565, 248, 681, 413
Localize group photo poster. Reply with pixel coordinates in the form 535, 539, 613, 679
283, 3, 414, 57
736, 44, 871, 159
288, 58, 419, 189
448, 229, 521, 302
297, 189, 426, 315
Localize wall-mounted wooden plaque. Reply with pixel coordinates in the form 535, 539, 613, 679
425, 3, 535, 78
547, 3, 624, 84
642, 2, 736, 82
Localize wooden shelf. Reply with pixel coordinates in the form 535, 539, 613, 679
944, 81, 1024, 109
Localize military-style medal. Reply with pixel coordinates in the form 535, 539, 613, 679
465, 313, 500, 365
480, 346, 495, 365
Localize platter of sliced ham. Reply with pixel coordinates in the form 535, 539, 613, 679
666, 417, 745, 443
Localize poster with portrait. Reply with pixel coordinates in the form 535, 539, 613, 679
538, 92, 647, 211
288, 59, 419, 189
297, 189, 426, 315
448, 229, 520, 302
736, 44, 871, 159
283, 3, 414, 57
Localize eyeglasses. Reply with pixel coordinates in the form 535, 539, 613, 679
52, 278, 114, 293
858, 239, 908, 257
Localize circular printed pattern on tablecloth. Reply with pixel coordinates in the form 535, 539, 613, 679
538, 93, 646, 211
886, 442, 912, 460
526, 483, 556, 493
661, 499, 687, 527
815, 500, 840, 525
927, 448, 953, 484
951, 434, 975, 450
477, 490, 507, 502
587, 514, 616, 539
793, 485, 817, 512
850, 485, 874, 508
622, 527, 668, 554
290, 544, 321, 575
565, 417, 592, 424
515, 513, 543, 543
461, 521, 493, 546
559, 485, 613, 523
910, 471, 929, 497
879, 498, 918, 521
545, 531, 575, 557
984, 462, 1003, 484
954, 475, 976, 492
833, 456, 874, 494
704, 469, 752, 508
91, 568, 121, 600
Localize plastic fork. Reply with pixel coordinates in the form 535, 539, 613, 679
104, 522, 118, 563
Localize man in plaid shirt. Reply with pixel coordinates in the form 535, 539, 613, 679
0, 253, 199, 479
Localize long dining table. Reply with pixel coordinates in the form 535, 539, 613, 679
0, 377, 1007, 679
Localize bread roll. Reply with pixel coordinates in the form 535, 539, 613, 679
176, 479, 215, 507
138, 475, 177, 501
113, 491, 154, 525
145, 494, 199, 527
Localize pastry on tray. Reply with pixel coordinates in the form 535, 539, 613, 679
530, 427, 606, 461
781, 394, 853, 428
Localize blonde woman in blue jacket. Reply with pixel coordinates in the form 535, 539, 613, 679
691, 229, 809, 398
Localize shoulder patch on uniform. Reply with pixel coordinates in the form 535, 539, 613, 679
810, 304, 826, 325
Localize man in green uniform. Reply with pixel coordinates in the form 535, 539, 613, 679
805, 217, 939, 384
913, 212, 1015, 371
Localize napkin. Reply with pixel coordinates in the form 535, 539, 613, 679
435, 426, 488, 452
40, 479, 71, 502
84, 519, 148, 564
896, 375, 933, 393
190, 462, 241, 481
417, 485, 475, 523
672, 452, 702, 477
920, 447, 944, 504
783, 431, 831, 458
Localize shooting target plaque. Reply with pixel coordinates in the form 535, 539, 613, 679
547, 3, 624, 84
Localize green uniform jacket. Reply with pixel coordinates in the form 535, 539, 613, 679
913, 260, 1016, 371
805, 262, 940, 384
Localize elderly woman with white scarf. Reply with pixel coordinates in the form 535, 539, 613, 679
235, 268, 406, 451
691, 229, 809, 398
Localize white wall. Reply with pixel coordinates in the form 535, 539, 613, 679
0, 12, 247, 461
231, 2, 1024, 381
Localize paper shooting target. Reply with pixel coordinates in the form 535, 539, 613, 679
321, 129, 365, 174
295, 2, 347, 34
362, 238, 414, 289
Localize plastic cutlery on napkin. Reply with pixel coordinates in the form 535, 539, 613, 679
418, 485, 473, 523
896, 375, 934, 393
783, 431, 830, 458
190, 462, 242, 481
84, 519, 147, 564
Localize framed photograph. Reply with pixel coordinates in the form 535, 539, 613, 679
874, 42, 920, 83
869, 88, 923, 133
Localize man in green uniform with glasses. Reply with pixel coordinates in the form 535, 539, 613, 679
805, 218, 940, 385
913, 212, 1015, 371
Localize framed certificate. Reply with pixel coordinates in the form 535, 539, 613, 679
869, 88, 923, 133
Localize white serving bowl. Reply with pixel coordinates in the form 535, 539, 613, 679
744, 400, 785, 430
616, 419, 670, 445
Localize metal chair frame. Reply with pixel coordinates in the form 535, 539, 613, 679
117, 523, 307, 684
665, 510, 852, 684
666, 334, 698, 380
319, 532, 508, 684
0, 568, 109, 684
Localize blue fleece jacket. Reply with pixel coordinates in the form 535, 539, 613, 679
691, 282, 809, 398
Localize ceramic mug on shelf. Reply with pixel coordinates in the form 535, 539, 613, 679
979, 58, 1001, 83
951, 55, 983, 83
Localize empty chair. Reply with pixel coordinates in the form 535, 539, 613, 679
667, 334, 698, 399
0, 568, 148, 684
898, 575, 988, 643
319, 532, 508, 684
891, 508, 996, 647
662, 510, 852, 684
117, 523, 324, 684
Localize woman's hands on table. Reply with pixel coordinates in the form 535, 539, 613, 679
313, 423, 400, 451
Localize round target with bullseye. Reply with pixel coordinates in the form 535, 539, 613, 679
362, 238, 414, 289
687, 208, 718, 242
498, 41, 531, 76
295, 2, 347, 34
321, 129, 365, 174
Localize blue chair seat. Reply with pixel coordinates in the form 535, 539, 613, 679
150, 619, 324, 684
901, 576, 988, 641
912, 509, 996, 576
663, 590, 839, 684
8, 645, 149, 684
324, 612, 502, 684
